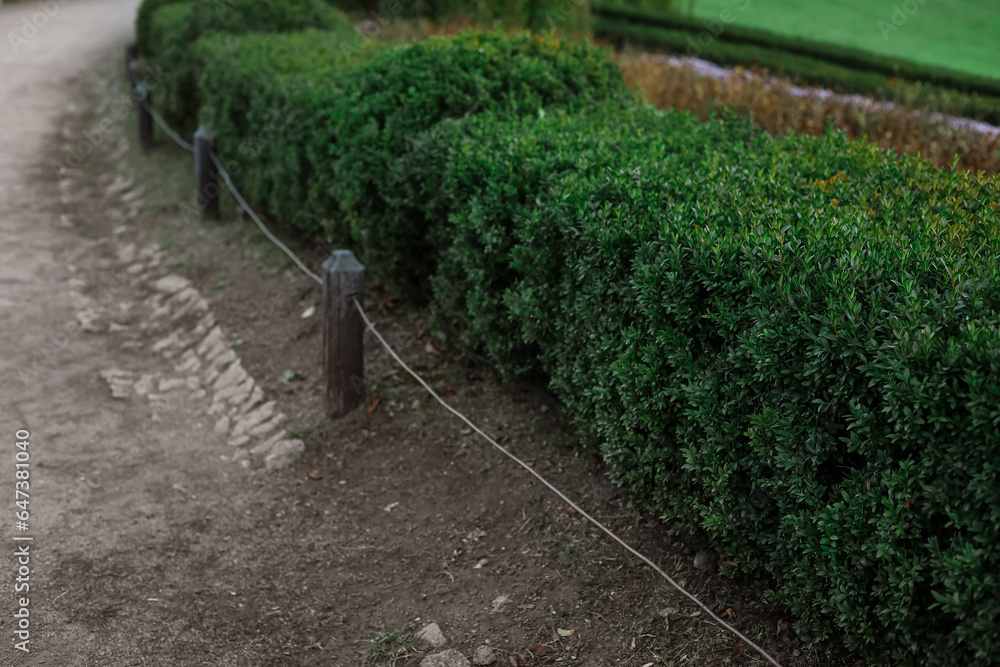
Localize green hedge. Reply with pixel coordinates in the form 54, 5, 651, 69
195, 30, 637, 298
140, 0, 352, 130
194, 30, 387, 241
593, 10, 1000, 126
427, 103, 1000, 665
327, 31, 638, 299
136, 10, 1000, 662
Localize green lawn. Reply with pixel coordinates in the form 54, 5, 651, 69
684, 0, 1000, 79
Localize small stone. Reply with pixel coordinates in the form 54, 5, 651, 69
153, 274, 190, 295
250, 430, 286, 458
186, 375, 200, 390
264, 439, 305, 470
133, 374, 155, 396
175, 352, 201, 374
189, 389, 207, 401
239, 385, 265, 415
416, 623, 447, 649
195, 325, 227, 357
233, 401, 277, 437
229, 435, 250, 448
116, 243, 136, 264
212, 359, 247, 392
420, 649, 470, 667
158, 377, 187, 393
152, 331, 182, 354
126, 262, 146, 275
248, 413, 286, 438
472, 645, 496, 666
214, 416, 231, 435
693, 549, 716, 572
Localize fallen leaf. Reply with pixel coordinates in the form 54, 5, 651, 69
335, 460, 344, 469
509, 656, 523, 667
381, 369, 399, 379
497, 435, 509, 444
424, 341, 441, 356
466, 370, 481, 381
658, 607, 680, 618
557, 628, 574, 637
717, 557, 726, 568
721, 608, 734, 619
441, 385, 456, 397
530, 644, 553, 657
307, 470, 323, 481
732, 642, 747, 658
367, 395, 382, 415
524, 462, 534, 467
300, 305, 315, 319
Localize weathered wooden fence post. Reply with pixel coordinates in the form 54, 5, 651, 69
125, 43, 137, 71
193, 126, 219, 219
323, 250, 365, 418
127, 60, 140, 105
136, 83, 154, 151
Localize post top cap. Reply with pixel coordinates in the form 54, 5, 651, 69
323, 249, 365, 274
194, 125, 216, 140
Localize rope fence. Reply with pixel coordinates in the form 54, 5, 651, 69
126, 47, 783, 667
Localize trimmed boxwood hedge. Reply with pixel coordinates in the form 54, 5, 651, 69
136, 11, 1000, 663
429, 102, 1000, 665
141, 0, 352, 130
194, 30, 638, 298
194, 30, 386, 242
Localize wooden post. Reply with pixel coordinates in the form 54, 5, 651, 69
323, 250, 366, 418
193, 126, 219, 219
136, 83, 153, 151
127, 60, 140, 103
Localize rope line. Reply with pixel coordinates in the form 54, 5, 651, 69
209, 152, 323, 284
352, 296, 781, 667
134, 88, 782, 667
140, 98, 194, 152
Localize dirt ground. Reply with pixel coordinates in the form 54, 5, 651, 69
0, 1, 864, 666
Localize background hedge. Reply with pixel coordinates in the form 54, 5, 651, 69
136, 5, 1000, 662
195, 29, 638, 298
143, 0, 351, 130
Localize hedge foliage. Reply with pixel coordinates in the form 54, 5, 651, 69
194, 30, 386, 242
137, 11, 1000, 664
141, 0, 351, 129
593, 7, 1000, 126
430, 103, 1000, 665
195, 30, 637, 298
